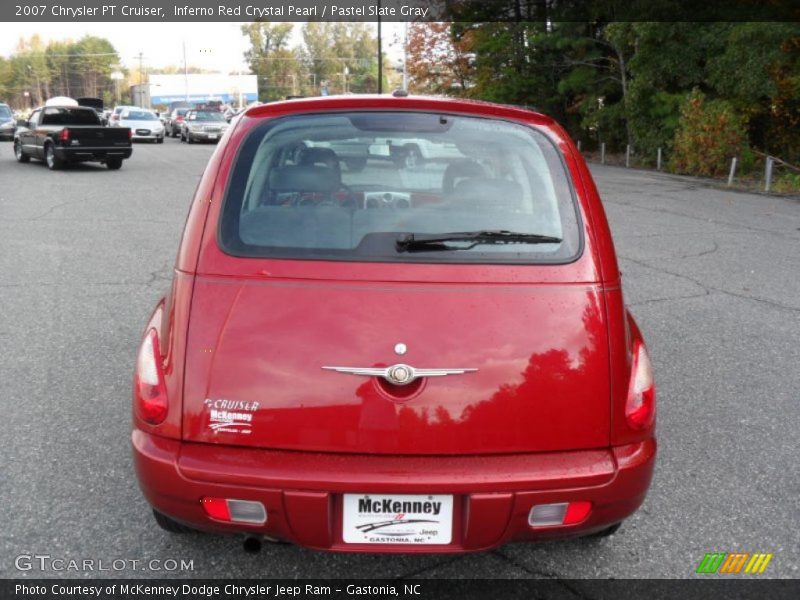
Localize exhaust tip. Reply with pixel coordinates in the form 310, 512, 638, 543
243, 535, 263, 554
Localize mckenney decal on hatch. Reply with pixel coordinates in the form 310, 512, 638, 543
203, 398, 259, 434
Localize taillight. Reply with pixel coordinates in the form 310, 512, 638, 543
59, 128, 70, 142
625, 343, 655, 430
134, 328, 168, 425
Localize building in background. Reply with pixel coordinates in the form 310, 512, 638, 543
138, 74, 258, 109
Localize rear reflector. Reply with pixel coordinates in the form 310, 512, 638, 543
529, 501, 592, 527
201, 498, 267, 525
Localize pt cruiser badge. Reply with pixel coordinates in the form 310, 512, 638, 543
321, 364, 478, 386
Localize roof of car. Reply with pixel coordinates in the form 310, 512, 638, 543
243, 94, 556, 127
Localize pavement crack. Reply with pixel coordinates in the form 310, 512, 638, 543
491, 549, 594, 598
30, 200, 78, 221
602, 198, 800, 241
677, 240, 718, 259
392, 555, 467, 580
619, 254, 800, 313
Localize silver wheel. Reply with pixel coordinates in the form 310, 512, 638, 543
14, 140, 29, 163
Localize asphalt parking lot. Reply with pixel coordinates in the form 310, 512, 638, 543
0, 138, 797, 580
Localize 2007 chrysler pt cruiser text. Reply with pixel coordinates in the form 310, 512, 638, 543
132, 95, 656, 552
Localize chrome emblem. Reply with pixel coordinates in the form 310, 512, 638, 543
321, 364, 477, 386
394, 343, 407, 356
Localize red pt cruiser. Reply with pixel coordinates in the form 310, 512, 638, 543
132, 95, 656, 553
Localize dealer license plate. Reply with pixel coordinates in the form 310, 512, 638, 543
342, 494, 453, 544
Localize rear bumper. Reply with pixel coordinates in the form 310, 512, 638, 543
187, 131, 223, 141
54, 146, 132, 162
132, 133, 163, 141
132, 429, 656, 553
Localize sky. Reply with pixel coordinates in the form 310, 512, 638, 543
0, 22, 406, 73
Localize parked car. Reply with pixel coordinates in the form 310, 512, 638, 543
165, 108, 190, 138
179, 109, 229, 143
109, 105, 139, 126
132, 95, 656, 551
116, 108, 164, 143
0, 103, 15, 140
14, 105, 132, 170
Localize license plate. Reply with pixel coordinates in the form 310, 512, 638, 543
342, 494, 453, 544
207, 134, 217, 140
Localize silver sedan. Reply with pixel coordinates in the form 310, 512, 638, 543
114, 109, 165, 143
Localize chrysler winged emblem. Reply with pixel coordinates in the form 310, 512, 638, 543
321, 363, 477, 386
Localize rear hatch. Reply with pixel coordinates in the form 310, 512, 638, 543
181, 107, 610, 455
181, 278, 610, 455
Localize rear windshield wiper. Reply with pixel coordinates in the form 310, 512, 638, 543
396, 230, 563, 252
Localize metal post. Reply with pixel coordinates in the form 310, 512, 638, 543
727, 157, 737, 186
657, 147, 662, 171
764, 157, 774, 193
625, 144, 631, 168
601, 143, 606, 165
576, 140, 582, 152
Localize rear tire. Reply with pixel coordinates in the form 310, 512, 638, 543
14, 140, 29, 163
45, 144, 64, 170
106, 158, 123, 170
152, 509, 197, 534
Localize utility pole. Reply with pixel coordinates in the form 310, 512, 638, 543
402, 21, 408, 91
377, 0, 383, 94
183, 41, 189, 102
137, 52, 144, 107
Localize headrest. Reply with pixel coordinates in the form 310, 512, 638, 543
443, 160, 488, 194
298, 147, 340, 169
268, 165, 341, 193
452, 177, 523, 209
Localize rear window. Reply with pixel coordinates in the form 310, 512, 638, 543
123, 110, 157, 121
191, 111, 225, 121
219, 111, 581, 264
41, 107, 100, 126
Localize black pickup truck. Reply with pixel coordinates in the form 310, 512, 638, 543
13, 105, 132, 170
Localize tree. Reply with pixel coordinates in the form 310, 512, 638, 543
670, 89, 747, 177
241, 22, 301, 100
406, 23, 475, 95
301, 23, 385, 95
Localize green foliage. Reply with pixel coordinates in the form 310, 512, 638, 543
772, 172, 800, 194
0, 35, 120, 109
430, 16, 800, 174
241, 22, 389, 100
669, 90, 748, 177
